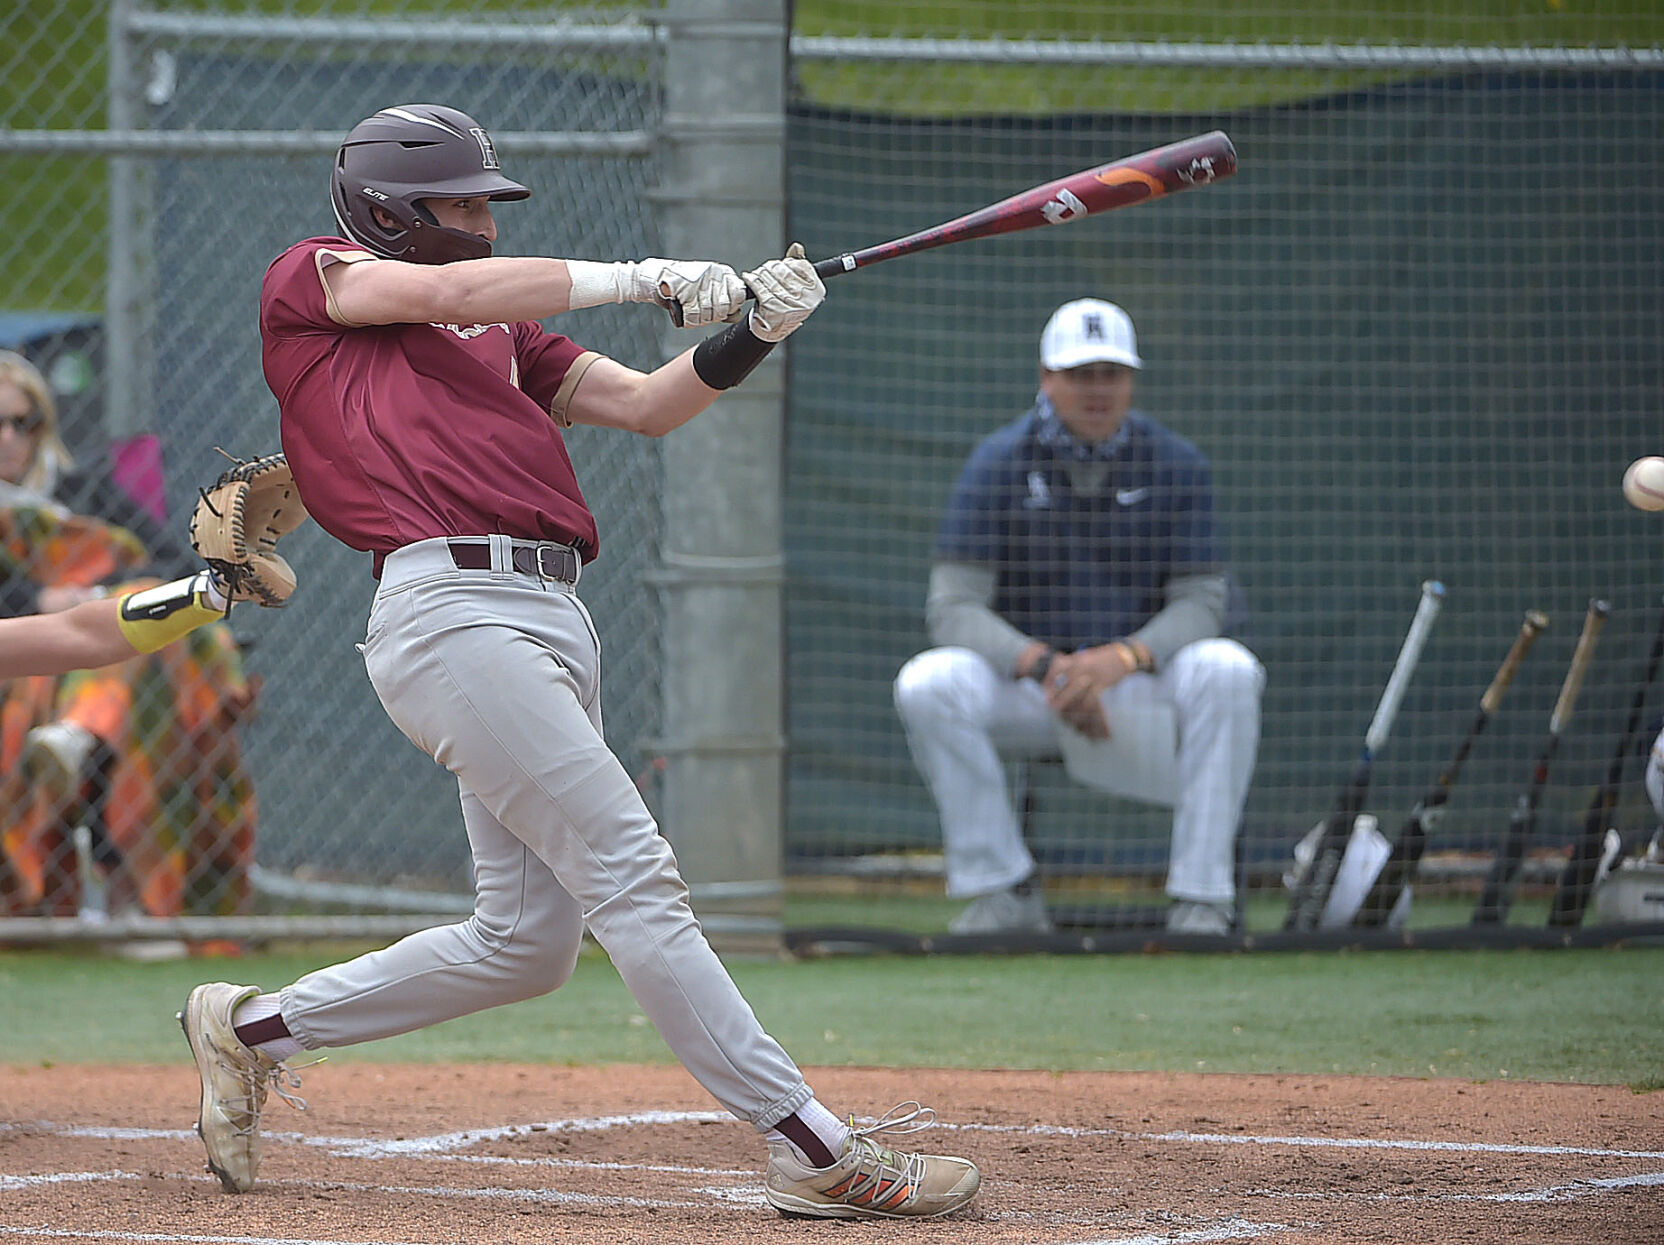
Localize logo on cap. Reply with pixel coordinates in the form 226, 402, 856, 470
471, 128, 501, 171
1081, 313, 1106, 341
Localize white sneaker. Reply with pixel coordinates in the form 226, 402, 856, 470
1167, 900, 1234, 935
178, 983, 306, 1192
21, 721, 96, 801
949, 887, 1053, 935
764, 1103, 980, 1219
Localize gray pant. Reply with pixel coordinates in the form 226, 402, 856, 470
279, 535, 811, 1130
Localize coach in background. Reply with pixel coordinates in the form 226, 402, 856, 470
893, 299, 1264, 937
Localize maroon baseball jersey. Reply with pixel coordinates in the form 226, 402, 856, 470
260, 237, 602, 573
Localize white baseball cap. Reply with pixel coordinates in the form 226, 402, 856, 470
1040, 299, 1142, 371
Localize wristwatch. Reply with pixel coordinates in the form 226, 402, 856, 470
1026, 650, 1057, 684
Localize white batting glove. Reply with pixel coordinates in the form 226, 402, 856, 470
742, 243, 825, 343
629, 258, 749, 328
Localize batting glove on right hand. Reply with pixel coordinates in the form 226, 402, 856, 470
743, 243, 825, 343
628, 258, 749, 328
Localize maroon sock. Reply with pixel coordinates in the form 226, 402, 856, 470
774, 1112, 839, 1168
234, 1014, 291, 1048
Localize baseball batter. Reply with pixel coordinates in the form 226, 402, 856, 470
179, 103, 979, 1220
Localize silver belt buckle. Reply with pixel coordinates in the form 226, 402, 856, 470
535, 544, 568, 582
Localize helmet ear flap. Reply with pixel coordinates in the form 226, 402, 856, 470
330, 161, 421, 260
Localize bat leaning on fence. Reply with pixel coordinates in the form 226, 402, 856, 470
1546, 594, 1664, 928
1472, 597, 1610, 925
1283, 579, 1446, 932
1353, 609, 1549, 927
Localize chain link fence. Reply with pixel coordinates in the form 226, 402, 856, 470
3, 1, 1663, 948
1, 1, 672, 936
779, 5, 1664, 945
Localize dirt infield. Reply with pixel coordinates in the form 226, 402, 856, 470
2, 1063, 1659, 1243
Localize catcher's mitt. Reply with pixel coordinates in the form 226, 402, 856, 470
188, 452, 309, 607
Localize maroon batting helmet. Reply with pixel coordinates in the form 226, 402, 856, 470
330, 104, 529, 264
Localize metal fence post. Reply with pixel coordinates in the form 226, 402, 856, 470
105, 0, 149, 439
654, 0, 788, 951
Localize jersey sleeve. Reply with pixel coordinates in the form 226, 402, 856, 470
1166, 454, 1221, 572
260, 239, 377, 339
513, 321, 601, 428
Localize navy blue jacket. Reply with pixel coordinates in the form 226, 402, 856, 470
934, 405, 1220, 652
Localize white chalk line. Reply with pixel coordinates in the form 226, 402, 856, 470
0, 1169, 713, 1210
8, 1114, 1661, 1163
1248, 1167, 1664, 1204
0, 1215, 1307, 1245
0, 1192, 1300, 1245
4, 1108, 1657, 1242
0, 1231, 412, 1245
942, 1121, 1664, 1161
1055, 1221, 1300, 1245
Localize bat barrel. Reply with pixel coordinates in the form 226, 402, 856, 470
815, 130, 1238, 279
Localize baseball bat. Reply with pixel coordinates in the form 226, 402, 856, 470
807, 131, 1236, 282
712, 132, 1238, 322
1472, 597, 1611, 925
1546, 594, 1664, 927
1283, 580, 1446, 932
1353, 609, 1549, 927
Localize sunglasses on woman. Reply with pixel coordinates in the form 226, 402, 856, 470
0, 412, 43, 435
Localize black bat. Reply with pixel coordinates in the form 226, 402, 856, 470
1354, 610, 1548, 927
1284, 580, 1446, 931
1547, 595, 1664, 927
1472, 598, 1610, 925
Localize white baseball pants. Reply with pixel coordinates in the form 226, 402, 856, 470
1647, 728, 1664, 824
277, 536, 812, 1130
894, 640, 1264, 904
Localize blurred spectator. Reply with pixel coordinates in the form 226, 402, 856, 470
892, 301, 1263, 937
0, 350, 258, 925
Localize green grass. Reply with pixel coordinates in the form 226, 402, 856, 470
3, 941, 1660, 1087
795, 1, 1664, 116
781, 878, 1555, 933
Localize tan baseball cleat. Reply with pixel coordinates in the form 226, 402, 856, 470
764, 1102, 981, 1219
178, 983, 306, 1193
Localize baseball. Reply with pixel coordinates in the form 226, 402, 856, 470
1623, 457, 1664, 512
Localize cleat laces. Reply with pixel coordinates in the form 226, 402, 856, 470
213, 1052, 319, 1134
837, 1102, 937, 1209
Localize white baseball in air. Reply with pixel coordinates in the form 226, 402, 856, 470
1622, 456, 1664, 512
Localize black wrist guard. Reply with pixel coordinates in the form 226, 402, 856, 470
692, 317, 775, 390
1026, 650, 1057, 684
